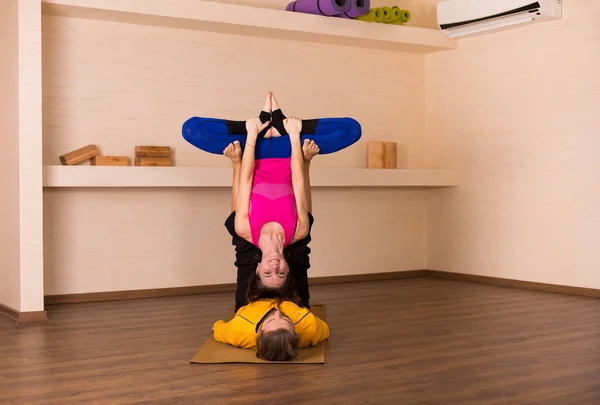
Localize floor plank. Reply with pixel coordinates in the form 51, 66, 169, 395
1, 278, 599, 404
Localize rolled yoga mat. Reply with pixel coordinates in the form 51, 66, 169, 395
286, 0, 350, 16
356, 6, 411, 24
334, 0, 370, 18
380, 6, 391, 21
356, 7, 384, 22
382, 6, 400, 22
385, 8, 411, 24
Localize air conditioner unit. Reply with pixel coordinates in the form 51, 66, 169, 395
437, 0, 562, 39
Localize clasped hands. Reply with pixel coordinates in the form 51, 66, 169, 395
245, 116, 302, 146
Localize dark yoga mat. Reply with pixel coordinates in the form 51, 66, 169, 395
334, 0, 370, 18
286, 0, 350, 16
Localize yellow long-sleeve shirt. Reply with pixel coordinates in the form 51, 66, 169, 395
213, 299, 329, 349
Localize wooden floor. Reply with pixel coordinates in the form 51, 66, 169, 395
1, 278, 600, 404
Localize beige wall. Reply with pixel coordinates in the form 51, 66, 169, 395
42, 13, 429, 295
0, 0, 21, 311
10, 0, 595, 300
425, 0, 600, 289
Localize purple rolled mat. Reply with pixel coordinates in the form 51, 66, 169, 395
334, 0, 371, 18
286, 0, 351, 16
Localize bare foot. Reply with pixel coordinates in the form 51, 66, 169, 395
262, 92, 274, 138
223, 140, 242, 164
302, 139, 319, 163
270, 93, 282, 137
263, 91, 272, 112
271, 92, 281, 111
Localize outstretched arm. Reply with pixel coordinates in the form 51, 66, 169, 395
294, 311, 330, 347
231, 161, 241, 212
223, 140, 243, 212
213, 319, 257, 349
285, 118, 310, 243
234, 118, 268, 242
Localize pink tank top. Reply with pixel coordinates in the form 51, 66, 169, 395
249, 157, 297, 248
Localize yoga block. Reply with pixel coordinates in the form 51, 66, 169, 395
367, 142, 386, 169
135, 156, 172, 166
59, 144, 99, 165
384, 142, 397, 169
91, 156, 129, 166
135, 146, 171, 158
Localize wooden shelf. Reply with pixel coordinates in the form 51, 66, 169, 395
43, 166, 459, 188
41, 0, 457, 54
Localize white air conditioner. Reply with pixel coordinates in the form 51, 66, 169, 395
437, 0, 562, 39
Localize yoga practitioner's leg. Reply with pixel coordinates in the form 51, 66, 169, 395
181, 93, 273, 155
182, 116, 247, 155
182, 92, 360, 157
300, 117, 361, 154
183, 116, 360, 157
234, 261, 256, 312
224, 208, 261, 312
287, 255, 310, 308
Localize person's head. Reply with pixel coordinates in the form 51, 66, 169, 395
256, 307, 300, 361
256, 251, 290, 289
246, 270, 300, 305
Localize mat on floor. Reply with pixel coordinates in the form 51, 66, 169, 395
190, 304, 328, 364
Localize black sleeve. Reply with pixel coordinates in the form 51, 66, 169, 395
234, 264, 256, 313
284, 212, 315, 308
225, 211, 261, 312
300, 119, 319, 134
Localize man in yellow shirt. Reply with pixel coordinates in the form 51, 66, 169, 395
213, 298, 329, 361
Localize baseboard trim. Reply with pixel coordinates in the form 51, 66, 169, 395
0, 303, 48, 323
44, 283, 238, 305
424, 270, 600, 299
44, 270, 426, 305
309, 270, 426, 285
42, 269, 600, 306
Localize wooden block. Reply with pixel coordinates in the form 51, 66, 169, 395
384, 142, 397, 169
135, 146, 171, 157
90, 156, 129, 166
134, 156, 172, 166
59, 144, 99, 165
367, 142, 385, 169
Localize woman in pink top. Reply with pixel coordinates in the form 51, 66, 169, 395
233, 105, 313, 291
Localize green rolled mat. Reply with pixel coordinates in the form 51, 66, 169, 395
381, 6, 399, 22
355, 6, 410, 24
386, 9, 411, 25
380, 6, 392, 21
356, 7, 385, 22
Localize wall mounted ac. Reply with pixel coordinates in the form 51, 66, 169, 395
437, 0, 562, 39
